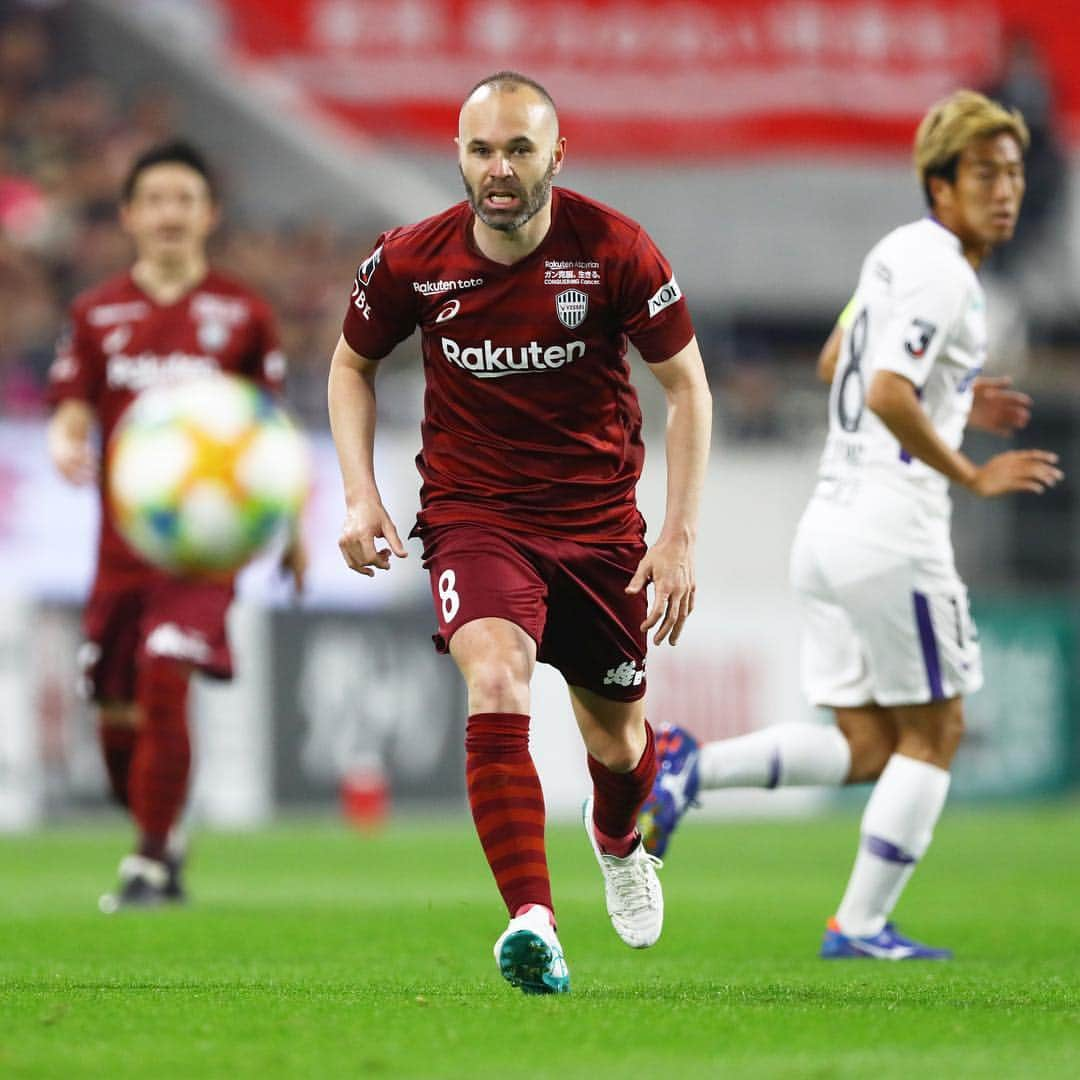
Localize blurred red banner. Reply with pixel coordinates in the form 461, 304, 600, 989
220, 0, 1080, 156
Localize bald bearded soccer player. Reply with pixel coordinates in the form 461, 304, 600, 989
328, 72, 712, 994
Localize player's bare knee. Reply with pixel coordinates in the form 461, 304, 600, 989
462, 657, 531, 713
846, 731, 895, 782
896, 699, 965, 767
935, 705, 966, 760
593, 737, 642, 774
837, 708, 896, 783
581, 717, 647, 773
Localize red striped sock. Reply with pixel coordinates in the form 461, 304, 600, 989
466, 712, 552, 917
588, 721, 657, 856
98, 719, 137, 808
129, 658, 191, 862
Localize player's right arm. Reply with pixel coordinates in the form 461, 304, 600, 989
47, 299, 102, 486
866, 371, 1062, 496
327, 334, 407, 576
47, 399, 98, 486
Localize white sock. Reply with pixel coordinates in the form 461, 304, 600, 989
698, 722, 851, 790
834, 754, 951, 936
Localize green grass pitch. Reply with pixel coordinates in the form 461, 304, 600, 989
1, 805, 1077, 1078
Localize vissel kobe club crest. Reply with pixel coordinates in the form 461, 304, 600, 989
555, 289, 588, 330
198, 320, 229, 351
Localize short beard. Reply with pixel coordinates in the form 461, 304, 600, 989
461, 157, 556, 233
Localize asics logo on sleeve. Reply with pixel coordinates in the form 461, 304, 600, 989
440, 337, 583, 378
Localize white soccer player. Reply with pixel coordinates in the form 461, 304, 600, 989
639, 90, 1063, 959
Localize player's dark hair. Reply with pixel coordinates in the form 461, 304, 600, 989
121, 140, 218, 203
920, 158, 961, 206
466, 71, 557, 114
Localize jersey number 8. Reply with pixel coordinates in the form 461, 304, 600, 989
836, 307, 869, 433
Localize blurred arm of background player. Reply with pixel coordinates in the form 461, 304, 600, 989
328, 334, 408, 578
867, 370, 1062, 496
818, 319, 1034, 438
47, 399, 98, 485
280, 519, 308, 595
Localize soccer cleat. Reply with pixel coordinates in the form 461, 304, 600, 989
638, 723, 700, 857
162, 852, 188, 903
98, 854, 173, 914
163, 828, 189, 903
820, 918, 953, 960
493, 906, 570, 995
583, 796, 663, 948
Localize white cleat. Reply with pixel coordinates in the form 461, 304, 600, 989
98, 854, 171, 914
582, 796, 663, 948
493, 906, 570, 994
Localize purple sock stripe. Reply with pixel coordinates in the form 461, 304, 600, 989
912, 591, 945, 700
766, 749, 781, 789
863, 833, 917, 864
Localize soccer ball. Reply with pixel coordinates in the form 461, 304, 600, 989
108, 374, 309, 575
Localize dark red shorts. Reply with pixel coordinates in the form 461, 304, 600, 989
420, 524, 648, 702
80, 575, 234, 703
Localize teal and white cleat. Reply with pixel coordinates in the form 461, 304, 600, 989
583, 796, 664, 948
493, 907, 570, 995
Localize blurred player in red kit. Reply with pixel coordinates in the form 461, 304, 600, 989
328, 72, 712, 993
47, 141, 305, 911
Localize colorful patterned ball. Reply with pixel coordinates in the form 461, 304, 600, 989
108, 374, 309, 574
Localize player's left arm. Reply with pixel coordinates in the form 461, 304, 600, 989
817, 322, 843, 384
967, 375, 1032, 436
817, 297, 858, 384
628, 336, 712, 646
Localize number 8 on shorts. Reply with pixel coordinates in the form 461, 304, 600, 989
438, 568, 460, 622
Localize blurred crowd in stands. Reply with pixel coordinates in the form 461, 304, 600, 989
3, 4, 1073, 441
0, 3, 823, 443
0, 5, 372, 427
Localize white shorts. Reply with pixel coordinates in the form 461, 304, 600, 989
790, 522, 983, 708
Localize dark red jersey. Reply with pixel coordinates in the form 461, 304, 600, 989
48, 270, 285, 586
341, 187, 695, 542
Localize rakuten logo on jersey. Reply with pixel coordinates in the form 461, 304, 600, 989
413, 277, 483, 295
440, 337, 584, 378
106, 352, 219, 391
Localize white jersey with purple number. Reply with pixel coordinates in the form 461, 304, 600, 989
806, 217, 987, 557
